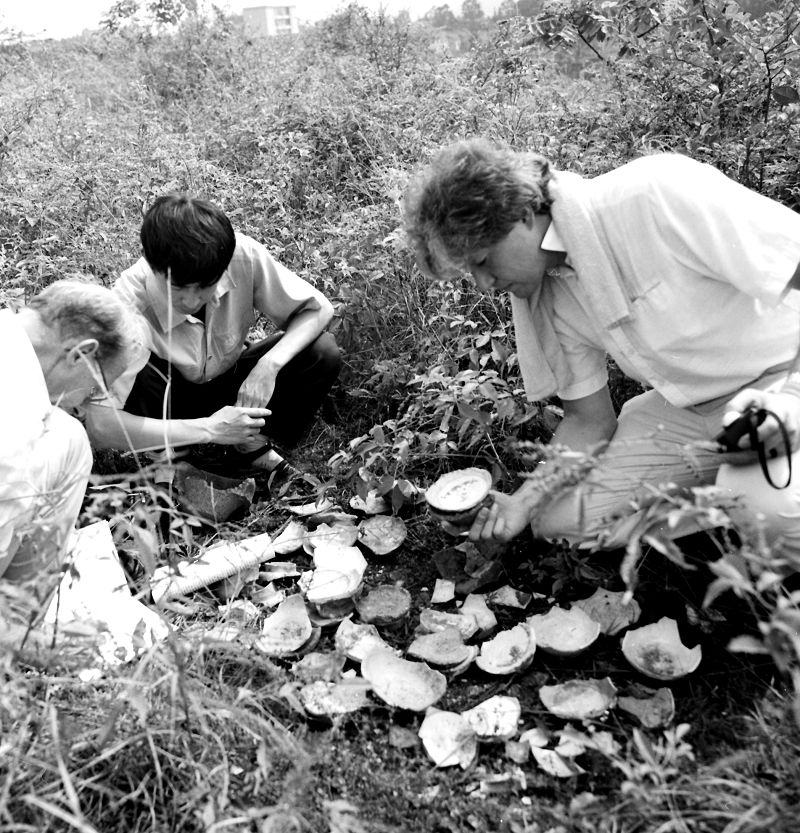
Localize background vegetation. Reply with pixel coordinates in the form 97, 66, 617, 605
1, 1, 800, 830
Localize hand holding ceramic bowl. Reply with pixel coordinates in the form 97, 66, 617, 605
425, 468, 493, 534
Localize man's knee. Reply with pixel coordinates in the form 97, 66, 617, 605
717, 456, 800, 554
306, 332, 342, 379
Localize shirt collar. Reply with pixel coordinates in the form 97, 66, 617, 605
541, 220, 567, 253
145, 265, 236, 332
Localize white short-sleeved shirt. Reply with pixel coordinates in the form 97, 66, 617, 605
0, 311, 64, 569
110, 232, 328, 405
539, 155, 800, 406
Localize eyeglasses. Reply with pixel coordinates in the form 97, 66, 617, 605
86, 354, 112, 403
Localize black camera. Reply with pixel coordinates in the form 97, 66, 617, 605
713, 406, 767, 453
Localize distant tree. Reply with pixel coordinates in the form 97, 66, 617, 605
495, 0, 519, 19
425, 4, 458, 28
461, 0, 485, 24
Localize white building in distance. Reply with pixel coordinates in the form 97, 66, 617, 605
242, 5, 299, 36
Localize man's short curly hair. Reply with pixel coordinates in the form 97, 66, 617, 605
402, 138, 553, 279
28, 279, 141, 369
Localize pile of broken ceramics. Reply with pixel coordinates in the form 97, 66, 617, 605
163, 481, 703, 778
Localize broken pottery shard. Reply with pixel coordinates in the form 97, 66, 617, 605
349, 490, 389, 515
361, 649, 447, 711
527, 606, 600, 656
417, 609, 479, 641
573, 587, 642, 635
286, 497, 337, 518
475, 623, 536, 675
305, 569, 362, 606
334, 617, 395, 663
539, 678, 617, 720
299, 678, 372, 717
406, 627, 475, 669
255, 594, 313, 657
485, 585, 533, 610
621, 617, 702, 680
271, 519, 306, 555
425, 468, 493, 530
303, 521, 359, 555
313, 544, 368, 575
355, 585, 412, 628
418, 710, 478, 769
461, 695, 521, 741
618, 687, 676, 728
520, 726, 550, 749
357, 515, 407, 556
251, 582, 286, 609
531, 748, 585, 778
459, 594, 497, 635
291, 651, 347, 683
150, 532, 276, 603
431, 578, 456, 605
172, 462, 256, 524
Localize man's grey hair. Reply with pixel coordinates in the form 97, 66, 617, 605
27, 279, 142, 367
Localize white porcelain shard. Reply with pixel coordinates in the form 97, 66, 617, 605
527, 606, 600, 656
417, 608, 480, 640
256, 594, 313, 657
303, 521, 359, 555
334, 617, 395, 663
299, 678, 372, 717
531, 748, 585, 778
406, 627, 475, 669
361, 649, 447, 711
539, 678, 617, 720
617, 687, 676, 728
459, 594, 498, 635
475, 623, 536, 675
621, 617, 702, 680
418, 710, 478, 769
349, 490, 389, 515
356, 585, 412, 627
461, 695, 521, 741
425, 468, 493, 529
573, 587, 642, 635
357, 515, 407, 556
431, 578, 456, 604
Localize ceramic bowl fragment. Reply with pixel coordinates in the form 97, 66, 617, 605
573, 587, 642, 635
621, 617, 702, 680
485, 585, 535, 610
302, 521, 359, 555
298, 678, 372, 718
361, 649, 447, 711
357, 515, 407, 556
417, 609, 479, 641
618, 687, 676, 728
425, 468, 493, 529
355, 585, 412, 628
349, 490, 389, 516
406, 626, 476, 670
271, 519, 306, 555
312, 544, 368, 575
475, 623, 536, 675
459, 594, 498, 635
255, 594, 313, 657
291, 650, 347, 682
172, 462, 256, 524
539, 677, 617, 720
431, 578, 456, 604
527, 606, 601, 656
305, 570, 362, 607
461, 695, 521, 741
286, 497, 337, 518
531, 748, 585, 778
418, 710, 478, 768
334, 617, 396, 663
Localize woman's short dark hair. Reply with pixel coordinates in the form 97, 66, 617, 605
140, 195, 236, 287
402, 138, 553, 279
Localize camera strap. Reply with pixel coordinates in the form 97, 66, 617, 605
751, 408, 792, 490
